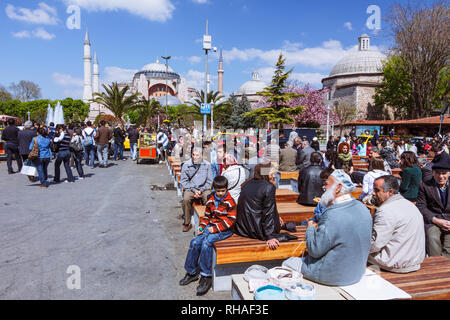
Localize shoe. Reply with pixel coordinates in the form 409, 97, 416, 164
196, 276, 212, 296
40, 185, 49, 189
179, 273, 199, 286
183, 224, 192, 232
78, 177, 84, 180
8, 171, 16, 175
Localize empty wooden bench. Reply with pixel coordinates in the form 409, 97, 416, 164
371, 256, 450, 300
212, 226, 307, 291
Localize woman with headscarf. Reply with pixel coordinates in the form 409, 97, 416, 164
286, 131, 299, 148
221, 153, 249, 203
335, 142, 354, 175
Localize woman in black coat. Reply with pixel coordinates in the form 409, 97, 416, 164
234, 162, 282, 250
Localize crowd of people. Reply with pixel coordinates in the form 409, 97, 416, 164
168, 126, 449, 296
1, 118, 171, 188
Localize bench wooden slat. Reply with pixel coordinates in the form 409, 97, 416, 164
214, 226, 307, 265
279, 171, 299, 180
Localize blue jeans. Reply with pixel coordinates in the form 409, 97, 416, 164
113, 142, 124, 160
73, 150, 85, 178
54, 150, 75, 182
32, 158, 50, 186
130, 142, 138, 160
184, 227, 233, 277
84, 144, 96, 168
97, 144, 109, 166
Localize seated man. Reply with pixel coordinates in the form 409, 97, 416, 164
416, 157, 450, 259
180, 147, 213, 232
278, 141, 298, 172
297, 152, 324, 206
369, 175, 425, 273
301, 170, 372, 286
179, 176, 236, 296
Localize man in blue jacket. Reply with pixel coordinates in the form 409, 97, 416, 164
301, 169, 372, 286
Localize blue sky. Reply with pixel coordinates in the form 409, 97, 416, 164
0, 0, 423, 100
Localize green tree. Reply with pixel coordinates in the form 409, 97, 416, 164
129, 97, 164, 127
91, 82, 141, 125
244, 53, 305, 128
228, 94, 257, 130
186, 90, 230, 127
166, 104, 200, 127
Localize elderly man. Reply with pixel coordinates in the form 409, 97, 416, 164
296, 140, 315, 171
180, 148, 213, 232
416, 157, 450, 258
301, 170, 372, 286
369, 175, 425, 272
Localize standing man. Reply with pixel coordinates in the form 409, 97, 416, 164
18, 121, 37, 181
113, 123, 126, 161
95, 120, 113, 168
296, 140, 315, 171
369, 175, 425, 272
2, 118, 22, 174
82, 121, 96, 169
52, 125, 75, 183
156, 129, 169, 163
127, 125, 139, 161
416, 157, 450, 259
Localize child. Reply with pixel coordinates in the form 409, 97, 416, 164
179, 176, 237, 296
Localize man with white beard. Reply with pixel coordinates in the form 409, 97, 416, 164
300, 169, 373, 286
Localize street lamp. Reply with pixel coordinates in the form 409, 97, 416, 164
161, 56, 171, 117
27, 110, 30, 122
326, 104, 331, 146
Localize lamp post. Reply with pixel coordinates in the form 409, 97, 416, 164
27, 110, 30, 122
161, 56, 171, 116
326, 104, 331, 146
202, 19, 216, 135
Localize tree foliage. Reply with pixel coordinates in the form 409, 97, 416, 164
227, 94, 257, 130
245, 53, 305, 128
128, 97, 164, 127
0, 85, 12, 102
9, 80, 42, 102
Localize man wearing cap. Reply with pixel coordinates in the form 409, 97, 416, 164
416, 157, 450, 259
301, 169, 372, 286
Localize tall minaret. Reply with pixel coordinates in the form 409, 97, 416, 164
218, 47, 224, 94
83, 29, 93, 103
93, 52, 100, 96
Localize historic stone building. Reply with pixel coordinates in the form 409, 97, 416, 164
235, 72, 267, 106
322, 34, 391, 120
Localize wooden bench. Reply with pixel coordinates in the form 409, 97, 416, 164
278, 171, 299, 190
212, 226, 307, 291
371, 256, 450, 300
275, 189, 299, 202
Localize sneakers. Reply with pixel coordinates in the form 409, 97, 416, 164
182, 224, 192, 232
196, 276, 212, 296
179, 273, 199, 286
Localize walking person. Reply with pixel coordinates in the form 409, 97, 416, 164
113, 123, 126, 161
95, 120, 113, 168
156, 129, 169, 163
71, 128, 85, 180
127, 124, 139, 161
2, 118, 23, 174
82, 121, 96, 169
18, 121, 37, 181
29, 127, 52, 188
52, 125, 75, 183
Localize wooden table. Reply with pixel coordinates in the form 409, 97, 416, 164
371, 256, 450, 300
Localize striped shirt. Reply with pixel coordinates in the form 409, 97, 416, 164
54, 132, 71, 151
199, 192, 237, 233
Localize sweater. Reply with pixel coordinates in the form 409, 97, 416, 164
399, 165, 422, 200
199, 192, 237, 233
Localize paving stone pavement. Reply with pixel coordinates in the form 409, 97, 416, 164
0, 154, 230, 300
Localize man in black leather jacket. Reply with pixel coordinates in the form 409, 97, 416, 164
297, 152, 325, 206
234, 162, 282, 250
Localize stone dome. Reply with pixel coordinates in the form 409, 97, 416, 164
328, 35, 386, 77
142, 59, 174, 73
237, 72, 267, 96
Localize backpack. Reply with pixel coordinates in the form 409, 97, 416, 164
84, 130, 94, 147
71, 136, 84, 152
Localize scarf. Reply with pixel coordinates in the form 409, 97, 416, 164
338, 152, 352, 162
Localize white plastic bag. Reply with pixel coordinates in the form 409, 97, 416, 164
21, 165, 37, 177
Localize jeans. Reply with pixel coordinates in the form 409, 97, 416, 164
97, 144, 109, 166
84, 144, 96, 168
130, 142, 138, 160
113, 142, 124, 160
6, 143, 22, 173
184, 226, 233, 277
54, 150, 75, 182
33, 158, 50, 186
73, 150, 85, 178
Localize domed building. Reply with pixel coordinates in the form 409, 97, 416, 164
235, 72, 267, 106
322, 34, 390, 120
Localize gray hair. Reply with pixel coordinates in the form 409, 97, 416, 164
375, 175, 399, 194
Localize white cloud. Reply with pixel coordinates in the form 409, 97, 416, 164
344, 22, 353, 30
52, 73, 83, 86
60, 0, 175, 22
188, 56, 202, 64
103, 66, 139, 83
33, 27, 55, 40
5, 2, 59, 25
184, 70, 217, 90
192, 0, 209, 3
12, 30, 31, 38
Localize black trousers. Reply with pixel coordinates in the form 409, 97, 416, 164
6, 144, 22, 173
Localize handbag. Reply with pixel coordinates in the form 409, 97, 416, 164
28, 138, 40, 160
20, 161, 38, 177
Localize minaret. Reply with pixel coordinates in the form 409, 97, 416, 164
218, 47, 224, 94
93, 52, 100, 96
83, 29, 93, 103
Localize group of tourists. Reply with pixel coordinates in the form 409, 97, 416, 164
1, 118, 141, 188
168, 126, 449, 296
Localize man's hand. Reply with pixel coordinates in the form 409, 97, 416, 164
279, 217, 284, 227
308, 220, 318, 228
197, 227, 204, 235
433, 218, 450, 232
266, 238, 280, 250
193, 190, 201, 198
207, 227, 214, 233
